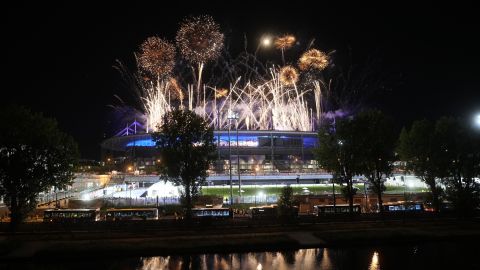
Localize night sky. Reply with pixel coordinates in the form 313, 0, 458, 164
5, 2, 479, 159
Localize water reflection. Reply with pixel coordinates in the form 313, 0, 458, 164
134, 243, 478, 270
369, 251, 380, 270
2, 242, 478, 270
137, 248, 350, 270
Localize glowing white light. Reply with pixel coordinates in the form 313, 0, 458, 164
474, 113, 480, 128
262, 37, 271, 47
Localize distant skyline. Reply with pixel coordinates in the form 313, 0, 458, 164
5, 2, 479, 159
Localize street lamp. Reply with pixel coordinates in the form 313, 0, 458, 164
254, 166, 260, 205
332, 178, 336, 213
474, 113, 480, 128
262, 36, 272, 47
363, 181, 368, 212
227, 110, 239, 206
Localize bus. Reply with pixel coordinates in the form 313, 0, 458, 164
191, 208, 233, 219
313, 204, 361, 216
106, 208, 159, 221
43, 209, 99, 223
382, 202, 424, 212
249, 206, 278, 219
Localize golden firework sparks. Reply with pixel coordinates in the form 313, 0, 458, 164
215, 88, 229, 98
137, 37, 176, 78
168, 78, 184, 100
274, 35, 296, 50
175, 15, 224, 64
279, 66, 299, 86
298, 49, 329, 71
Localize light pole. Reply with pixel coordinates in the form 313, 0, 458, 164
255, 166, 259, 206
363, 181, 368, 213
237, 121, 241, 198
228, 118, 232, 205
227, 111, 239, 206
332, 178, 336, 213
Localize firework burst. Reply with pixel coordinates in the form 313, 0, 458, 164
175, 15, 224, 64
215, 88, 229, 98
274, 35, 296, 50
137, 37, 176, 78
298, 49, 329, 71
279, 66, 299, 86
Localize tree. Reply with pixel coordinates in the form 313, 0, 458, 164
152, 110, 216, 220
0, 105, 78, 227
397, 119, 444, 212
315, 117, 361, 214
435, 117, 480, 216
277, 185, 297, 219
355, 110, 396, 213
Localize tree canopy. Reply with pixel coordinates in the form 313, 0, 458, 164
315, 116, 361, 214
397, 119, 444, 211
152, 109, 216, 220
0, 105, 78, 226
355, 110, 396, 213
434, 117, 480, 216
277, 185, 297, 220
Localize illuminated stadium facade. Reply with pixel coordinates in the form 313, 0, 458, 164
101, 128, 320, 175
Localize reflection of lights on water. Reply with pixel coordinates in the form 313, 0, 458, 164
319, 248, 332, 269
141, 256, 170, 270
369, 251, 380, 270
138, 249, 333, 269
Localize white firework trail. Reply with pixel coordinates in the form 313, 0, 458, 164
143, 67, 322, 132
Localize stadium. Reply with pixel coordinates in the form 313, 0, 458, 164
101, 122, 325, 184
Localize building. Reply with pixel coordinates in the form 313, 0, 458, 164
101, 130, 320, 175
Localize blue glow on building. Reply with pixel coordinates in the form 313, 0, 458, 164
303, 137, 318, 148
126, 139, 156, 147
125, 134, 317, 148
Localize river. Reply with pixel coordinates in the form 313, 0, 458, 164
2, 241, 477, 269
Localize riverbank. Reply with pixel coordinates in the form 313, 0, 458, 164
1, 219, 479, 261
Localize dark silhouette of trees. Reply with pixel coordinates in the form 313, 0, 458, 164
277, 185, 297, 219
434, 117, 480, 216
315, 117, 360, 214
398, 117, 480, 214
0, 105, 78, 228
355, 110, 396, 214
152, 109, 216, 220
397, 119, 444, 212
